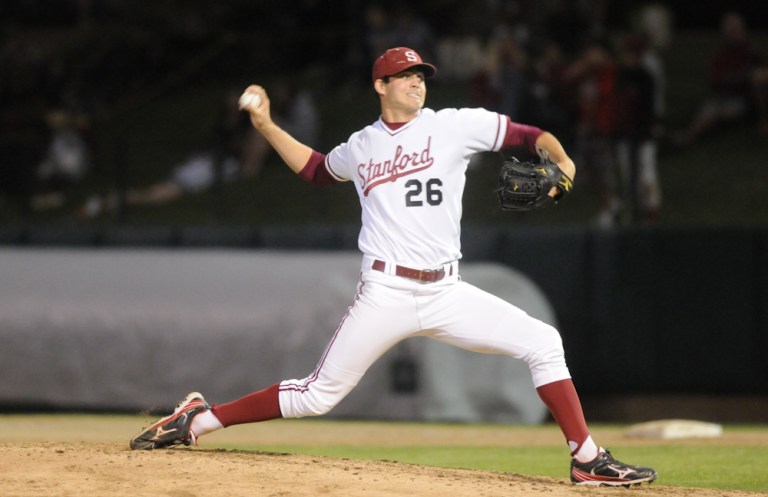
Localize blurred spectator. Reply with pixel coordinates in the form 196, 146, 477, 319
636, 3, 672, 124
619, 3, 674, 224
673, 12, 761, 145
358, 4, 394, 82
31, 107, 92, 211
351, 5, 438, 87
80, 82, 319, 218
489, 0, 532, 50
79, 89, 249, 218
544, 0, 592, 58
436, 37, 486, 82
81, 151, 241, 216
613, 33, 661, 224
470, 31, 529, 120
524, 39, 576, 141
565, 38, 621, 227
270, 80, 318, 148
36, 109, 91, 185
752, 55, 768, 135
388, 6, 437, 63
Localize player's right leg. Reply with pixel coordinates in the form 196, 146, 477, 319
130, 273, 420, 450
277, 274, 419, 418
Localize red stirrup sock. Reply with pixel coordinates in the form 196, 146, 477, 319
211, 384, 283, 427
536, 378, 595, 459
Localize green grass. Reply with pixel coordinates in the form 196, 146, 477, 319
220, 441, 768, 493
641, 445, 768, 491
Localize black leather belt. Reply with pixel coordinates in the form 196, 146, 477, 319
372, 259, 449, 283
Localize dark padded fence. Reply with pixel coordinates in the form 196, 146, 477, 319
495, 227, 768, 396
2, 224, 766, 400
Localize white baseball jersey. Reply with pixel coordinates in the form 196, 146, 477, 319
324, 107, 507, 267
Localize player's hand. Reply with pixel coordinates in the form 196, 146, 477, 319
239, 85, 272, 131
548, 159, 575, 197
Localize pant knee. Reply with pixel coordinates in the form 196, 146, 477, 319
279, 362, 362, 418
526, 324, 570, 387
279, 382, 349, 418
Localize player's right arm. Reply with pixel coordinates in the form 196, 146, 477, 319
241, 85, 313, 175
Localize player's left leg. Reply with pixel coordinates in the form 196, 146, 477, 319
420, 282, 588, 447
421, 280, 657, 486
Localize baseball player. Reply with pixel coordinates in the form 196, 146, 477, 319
131, 47, 657, 487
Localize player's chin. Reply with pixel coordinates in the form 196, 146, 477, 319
405, 100, 425, 112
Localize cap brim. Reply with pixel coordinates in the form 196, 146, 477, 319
377, 62, 437, 80
403, 63, 437, 78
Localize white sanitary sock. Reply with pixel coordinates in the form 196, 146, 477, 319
190, 410, 224, 438
572, 435, 600, 463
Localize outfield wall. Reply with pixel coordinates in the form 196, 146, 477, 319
0, 248, 552, 423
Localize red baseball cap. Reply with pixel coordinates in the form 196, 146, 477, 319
372, 47, 437, 83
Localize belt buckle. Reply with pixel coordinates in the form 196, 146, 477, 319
417, 268, 442, 282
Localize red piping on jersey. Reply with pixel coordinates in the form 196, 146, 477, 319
493, 113, 503, 150
382, 120, 408, 132
379, 117, 412, 136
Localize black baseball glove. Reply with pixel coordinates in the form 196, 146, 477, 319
496, 157, 573, 211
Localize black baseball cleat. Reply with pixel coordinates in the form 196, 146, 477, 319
570, 449, 658, 486
130, 392, 210, 450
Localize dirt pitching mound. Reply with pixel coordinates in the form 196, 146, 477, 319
0, 442, 761, 497
3, 416, 767, 496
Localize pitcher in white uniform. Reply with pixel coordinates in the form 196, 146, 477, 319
130, 47, 657, 487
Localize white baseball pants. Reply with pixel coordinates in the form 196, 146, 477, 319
278, 259, 571, 418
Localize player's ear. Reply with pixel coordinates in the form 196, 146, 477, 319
374, 79, 387, 96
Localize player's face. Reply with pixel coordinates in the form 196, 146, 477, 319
381, 70, 427, 115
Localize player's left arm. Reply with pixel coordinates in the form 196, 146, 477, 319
534, 132, 576, 181
497, 118, 574, 193
534, 132, 576, 197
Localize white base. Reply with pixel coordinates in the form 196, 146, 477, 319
624, 419, 723, 439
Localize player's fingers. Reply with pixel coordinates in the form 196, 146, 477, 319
245, 85, 267, 101
243, 84, 263, 94
547, 186, 559, 198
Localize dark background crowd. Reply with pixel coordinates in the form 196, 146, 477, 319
2, 0, 767, 228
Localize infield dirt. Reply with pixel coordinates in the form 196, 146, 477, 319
1, 416, 765, 497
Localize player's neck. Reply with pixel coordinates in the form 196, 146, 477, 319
380, 108, 419, 126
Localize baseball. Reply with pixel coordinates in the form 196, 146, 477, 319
239, 92, 262, 110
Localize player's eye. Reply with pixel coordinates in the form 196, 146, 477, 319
395, 71, 424, 82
